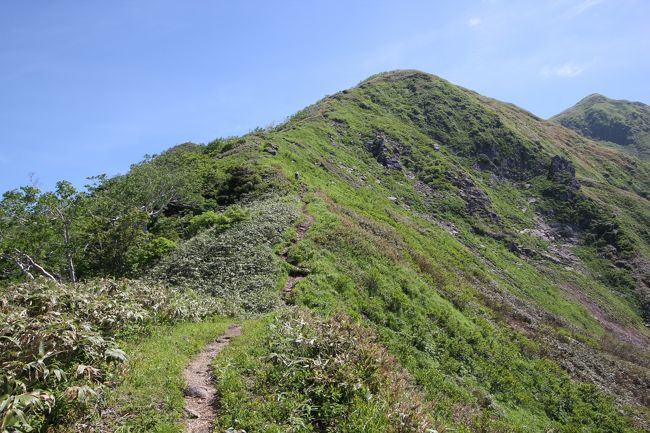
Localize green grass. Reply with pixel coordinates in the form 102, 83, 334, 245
104, 317, 233, 433
5, 69, 650, 432
284, 193, 640, 432
233, 71, 648, 429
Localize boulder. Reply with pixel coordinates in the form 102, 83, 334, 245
184, 385, 209, 399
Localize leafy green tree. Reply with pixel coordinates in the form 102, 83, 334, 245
40, 181, 83, 282
0, 182, 84, 283
0, 186, 58, 281
77, 145, 210, 276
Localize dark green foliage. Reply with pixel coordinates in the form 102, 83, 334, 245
217, 165, 263, 204
205, 136, 246, 155
125, 236, 177, 274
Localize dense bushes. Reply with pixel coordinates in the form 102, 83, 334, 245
0, 279, 222, 432
187, 205, 250, 237
151, 197, 299, 314
0, 143, 284, 284
213, 309, 434, 433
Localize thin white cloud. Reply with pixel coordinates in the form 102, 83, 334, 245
468, 17, 482, 27
564, 0, 605, 18
541, 62, 585, 78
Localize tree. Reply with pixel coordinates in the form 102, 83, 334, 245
40, 181, 82, 282
0, 186, 58, 281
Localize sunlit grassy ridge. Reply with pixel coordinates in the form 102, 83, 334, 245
103, 318, 232, 433
245, 70, 650, 430
2, 70, 650, 432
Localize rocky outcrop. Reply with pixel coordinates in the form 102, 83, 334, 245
367, 132, 409, 170
547, 155, 581, 201
445, 171, 500, 223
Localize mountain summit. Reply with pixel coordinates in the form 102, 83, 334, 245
552, 93, 650, 160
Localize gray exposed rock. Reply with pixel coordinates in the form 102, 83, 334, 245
367, 132, 409, 170
184, 384, 209, 399
507, 241, 536, 258
445, 170, 500, 223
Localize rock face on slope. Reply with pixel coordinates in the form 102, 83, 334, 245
366, 132, 407, 170
552, 93, 650, 160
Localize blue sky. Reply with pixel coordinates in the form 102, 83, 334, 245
1, 0, 648, 192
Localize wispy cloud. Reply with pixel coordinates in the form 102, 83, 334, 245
541, 62, 585, 78
468, 17, 482, 27
563, 0, 605, 18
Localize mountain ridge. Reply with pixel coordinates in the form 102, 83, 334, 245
2, 69, 650, 432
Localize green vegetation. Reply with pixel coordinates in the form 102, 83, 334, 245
552, 93, 650, 161
151, 196, 299, 314
2, 70, 650, 432
0, 279, 222, 432
213, 309, 433, 433
278, 194, 638, 432
103, 318, 232, 433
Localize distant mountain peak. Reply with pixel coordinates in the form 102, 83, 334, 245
552, 92, 650, 159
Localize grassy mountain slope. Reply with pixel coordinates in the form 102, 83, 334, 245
551, 93, 650, 160
238, 70, 650, 431
3, 70, 650, 432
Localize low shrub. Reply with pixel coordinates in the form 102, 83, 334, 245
151, 197, 299, 314
213, 309, 435, 433
0, 278, 221, 431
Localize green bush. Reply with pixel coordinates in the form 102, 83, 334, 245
187, 205, 250, 236
126, 236, 177, 273
188, 210, 229, 235
151, 197, 299, 314
213, 309, 435, 433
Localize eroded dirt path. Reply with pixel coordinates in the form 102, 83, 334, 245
182, 324, 241, 433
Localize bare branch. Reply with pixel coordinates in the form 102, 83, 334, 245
13, 249, 57, 282
5, 252, 35, 280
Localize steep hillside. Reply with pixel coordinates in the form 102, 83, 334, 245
2, 70, 650, 432
552, 93, 650, 160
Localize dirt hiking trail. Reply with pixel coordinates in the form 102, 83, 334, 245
182, 324, 241, 433
280, 203, 314, 295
